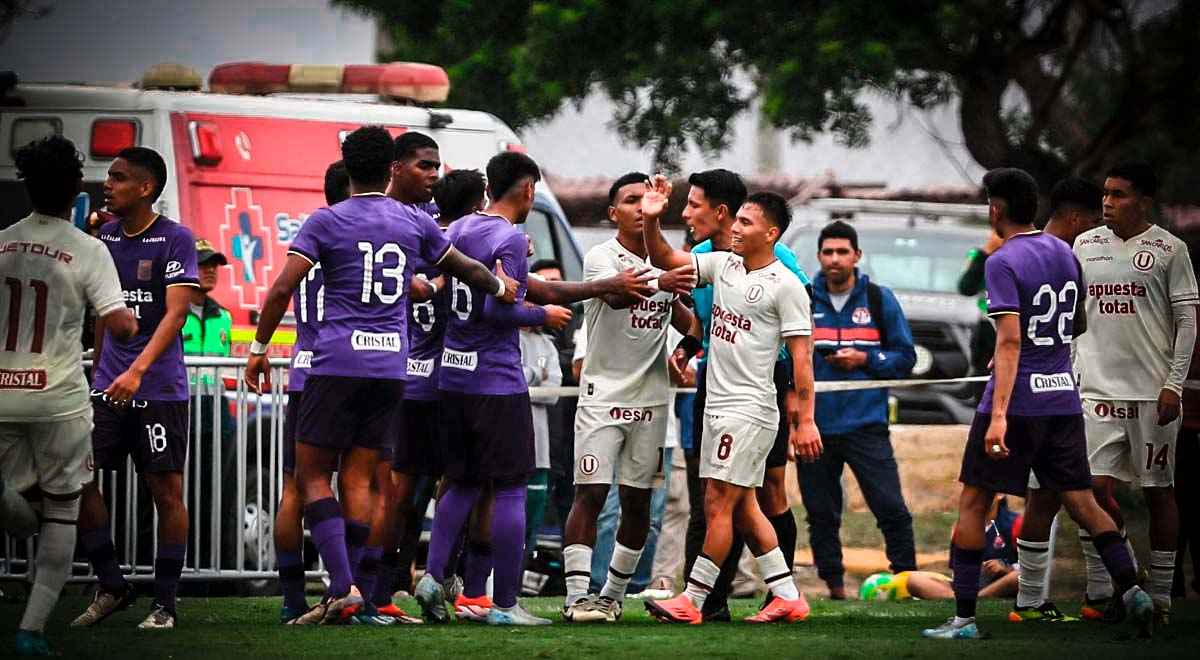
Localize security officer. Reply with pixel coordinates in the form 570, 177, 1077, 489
183, 238, 232, 359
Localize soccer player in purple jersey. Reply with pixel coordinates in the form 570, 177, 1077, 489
272, 160, 346, 624
921, 168, 1152, 641
243, 126, 517, 626
418, 152, 569, 626
71, 147, 199, 631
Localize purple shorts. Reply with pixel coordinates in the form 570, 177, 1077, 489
91, 394, 189, 473
296, 376, 404, 453
959, 412, 1091, 496
438, 391, 534, 483
393, 399, 442, 476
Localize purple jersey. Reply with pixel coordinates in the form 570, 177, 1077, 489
438, 213, 547, 395
288, 264, 323, 392
92, 216, 198, 401
287, 194, 450, 380
405, 259, 449, 401
979, 231, 1084, 416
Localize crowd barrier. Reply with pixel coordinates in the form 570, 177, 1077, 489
1, 356, 1196, 591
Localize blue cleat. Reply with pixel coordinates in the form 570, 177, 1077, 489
921, 617, 981, 640
15, 629, 60, 656
1116, 587, 1153, 640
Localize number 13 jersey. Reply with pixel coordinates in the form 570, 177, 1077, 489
1073, 224, 1198, 401
287, 194, 450, 380
981, 230, 1084, 416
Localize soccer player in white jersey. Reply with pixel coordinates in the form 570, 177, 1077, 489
0, 136, 137, 655
640, 177, 819, 624
1072, 162, 1197, 623
561, 172, 696, 623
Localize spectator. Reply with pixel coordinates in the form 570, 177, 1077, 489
520, 323, 562, 560
183, 238, 233, 437
798, 220, 918, 599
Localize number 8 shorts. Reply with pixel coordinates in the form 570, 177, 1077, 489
573, 404, 667, 489
1083, 398, 1178, 487
91, 392, 190, 474
699, 412, 777, 488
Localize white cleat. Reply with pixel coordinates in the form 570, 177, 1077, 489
562, 596, 609, 623
488, 601, 552, 626
137, 604, 176, 630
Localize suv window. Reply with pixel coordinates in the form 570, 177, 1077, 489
523, 206, 583, 281
792, 230, 983, 294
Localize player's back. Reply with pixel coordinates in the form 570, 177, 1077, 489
439, 212, 528, 395
979, 231, 1081, 415
287, 194, 449, 380
0, 213, 124, 421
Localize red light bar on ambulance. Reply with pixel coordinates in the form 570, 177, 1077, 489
208, 62, 449, 102
90, 119, 138, 159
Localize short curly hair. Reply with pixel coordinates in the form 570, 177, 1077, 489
15, 135, 84, 215
340, 125, 394, 187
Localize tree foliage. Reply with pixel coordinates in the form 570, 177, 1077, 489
337, 0, 1200, 200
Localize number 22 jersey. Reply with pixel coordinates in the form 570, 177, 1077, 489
980, 230, 1083, 416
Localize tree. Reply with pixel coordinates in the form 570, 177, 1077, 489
337, 0, 1200, 201
1, 0, 51, 44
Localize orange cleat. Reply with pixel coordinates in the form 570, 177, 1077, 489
645, 594, 703, 624
744, 594, 810, 623
455, 594, 494, 622
377, 603, 423, 624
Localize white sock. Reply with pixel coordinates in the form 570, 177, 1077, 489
0, 487, 38, 539
1079, 529, 1113, 601
563, 544, 592, 607
1148, 550, 1175, 606
953, 616, 975, 627
683, 555, 720, 611
755, 548, 799, 601
1015, 538, 1050, 608
20, 498, 79, 633
1121, 529, 1139, 573
600, 542, 643, 602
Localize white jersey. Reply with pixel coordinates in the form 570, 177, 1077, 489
693, 251, 811, 427
0, 213, 125, 421
1073, 224, 1198, 400
578, 238, 676, 407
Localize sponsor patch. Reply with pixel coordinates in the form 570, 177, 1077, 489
1132, 250, 1155, 272
407, 358, 434, 378
165, 260, 184, 279
1030, 372, 1075, 393
0, 368, 46, 390
441, 348, 478, 371
293, 350, 313, 368
350, 330, 401, 352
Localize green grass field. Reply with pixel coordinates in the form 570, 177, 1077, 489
3, 595, 1197, 659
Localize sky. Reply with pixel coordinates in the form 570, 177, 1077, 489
1, 0, 984, 188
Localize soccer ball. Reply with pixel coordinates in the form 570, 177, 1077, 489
859, 572, 897, 601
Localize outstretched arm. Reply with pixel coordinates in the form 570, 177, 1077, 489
438, 246, 518, 303
525, 267, 655, 307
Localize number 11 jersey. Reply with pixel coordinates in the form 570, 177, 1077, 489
980, 230, 1084, 416
287, 194, 450, 380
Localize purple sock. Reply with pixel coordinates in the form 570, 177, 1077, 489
464, 541, 493, 598
950, 544, 983, 619
154, 543, 186, 615
425, 484, 484, 582
372, 549, 400, 607
276, 549, 308, 612
356, 546, 383, 604
490, 485, 527, 609
80, 527, 126, 594
1093, 530, 1138, 593
305, 498, 352, 597
346, 520, 370, 574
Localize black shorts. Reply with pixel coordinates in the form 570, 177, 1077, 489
296, 376, 404, 452
283, 391, 301, 475
393, 399, 441, 476
91, 394, 189, 473
959, 412, 1091, 497
439, 391, 534, 484
767, 359, 791, 469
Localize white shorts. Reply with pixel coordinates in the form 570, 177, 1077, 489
1083, 399, 1179, 487
574, 404, 667, 489
698, 413, 777, 488
0, 412, 94, 496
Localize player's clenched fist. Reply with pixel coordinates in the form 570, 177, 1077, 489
791, 423, 823, 463
543, 304, 573, 330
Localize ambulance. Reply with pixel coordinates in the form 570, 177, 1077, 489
0, 62, 584, 356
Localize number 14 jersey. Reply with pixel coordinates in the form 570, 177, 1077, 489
980, 230, 1083, 416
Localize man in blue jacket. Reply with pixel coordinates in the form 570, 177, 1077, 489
798, 220, 917, 599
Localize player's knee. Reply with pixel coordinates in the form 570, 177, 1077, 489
573, 485, 609, 514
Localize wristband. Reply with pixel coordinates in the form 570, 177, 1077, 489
675, 335, 702, 359
427, 278, 439, 296
250, 339, 269, 355
493, 275, 506, 298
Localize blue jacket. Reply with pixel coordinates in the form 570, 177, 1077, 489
812, 270, 915, 435
691, 240, 809, 362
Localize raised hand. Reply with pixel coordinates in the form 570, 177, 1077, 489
641, 174, 673, 218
